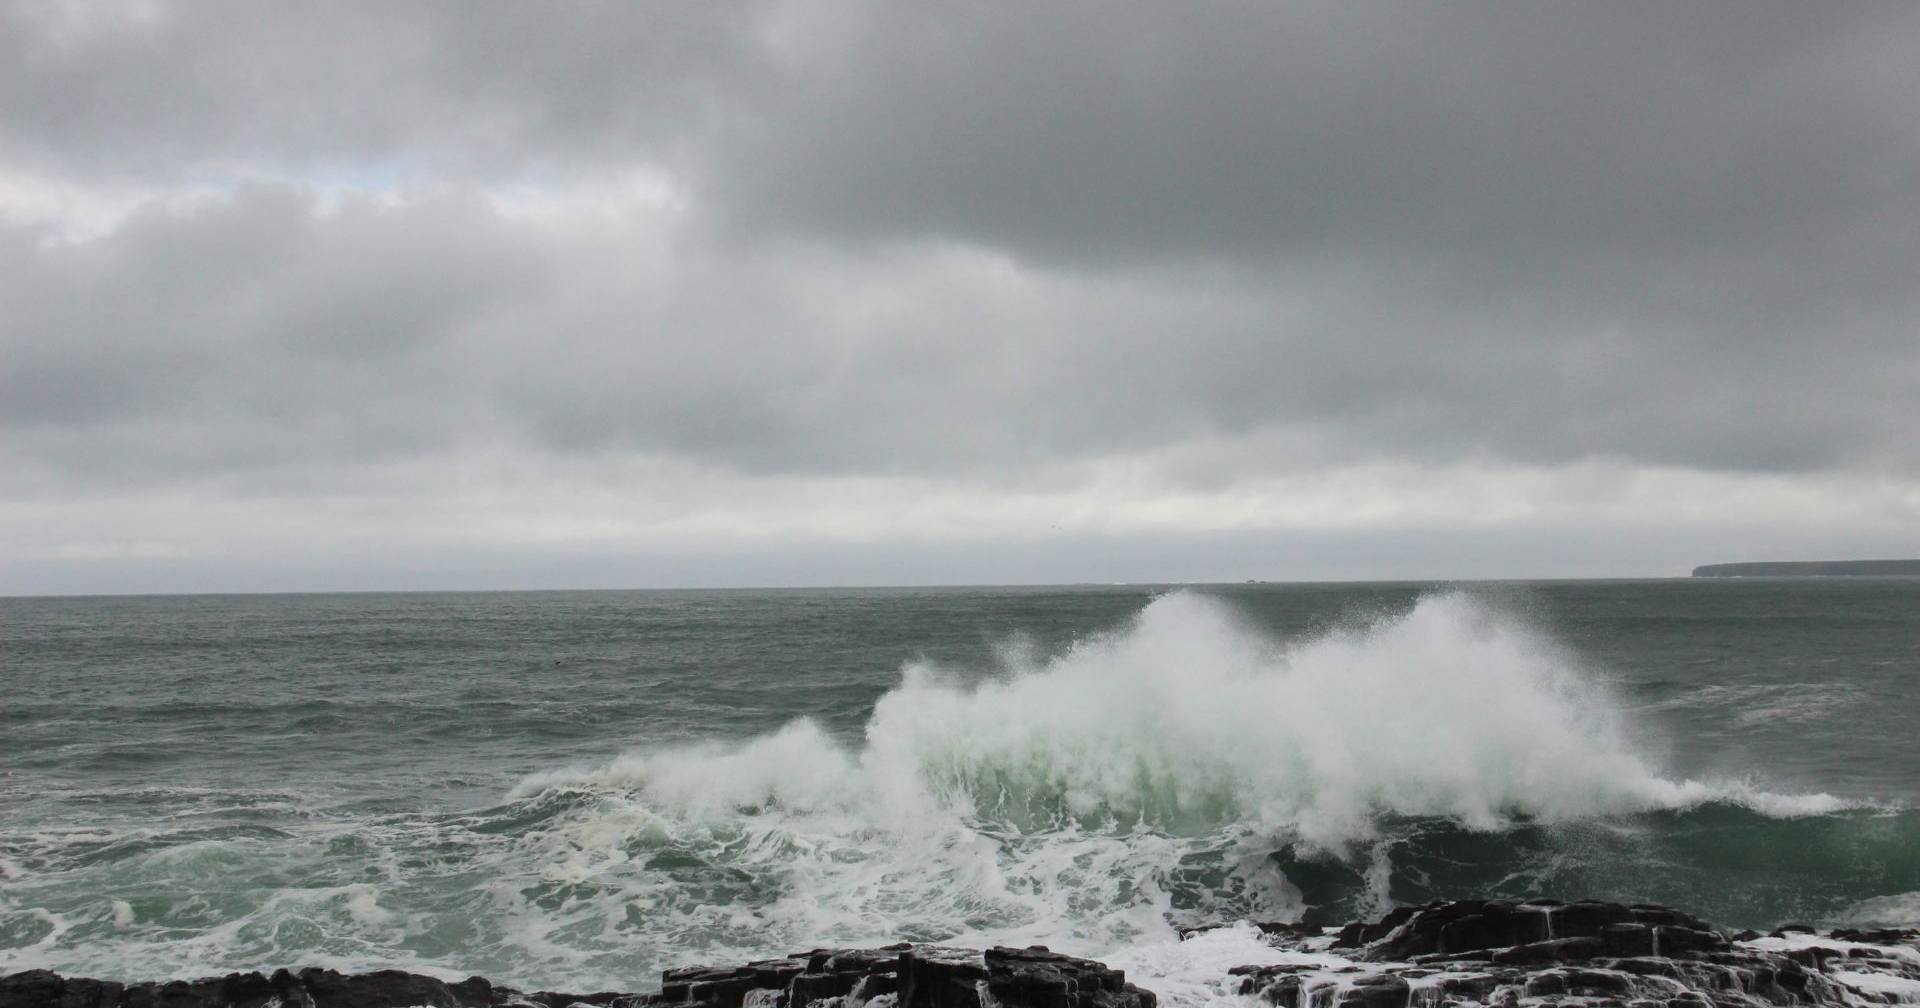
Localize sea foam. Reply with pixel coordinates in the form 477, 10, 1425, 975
520, 590, 1833, 842
492, 591, 1845, 972
6, 590, 1868, 990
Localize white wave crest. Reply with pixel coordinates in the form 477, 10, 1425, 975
1836, 892, 1920, 929
524, 590, 1833, 846
478, 590, 1852, 976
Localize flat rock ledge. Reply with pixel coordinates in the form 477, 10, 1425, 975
7, 899, 1920, 1008
0, 944, 1151, 1008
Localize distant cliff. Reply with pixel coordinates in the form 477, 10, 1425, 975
1693, 559, 1920, 577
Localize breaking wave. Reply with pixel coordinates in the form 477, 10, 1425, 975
6, 590, 1910, 991
517, 590, 1846, 839
474, 592, 1880, 974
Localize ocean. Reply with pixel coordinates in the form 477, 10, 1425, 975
3, 580, 1918, 997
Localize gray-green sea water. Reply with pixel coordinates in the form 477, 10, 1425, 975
3, 581, 1918, 990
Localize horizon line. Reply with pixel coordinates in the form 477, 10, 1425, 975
0, 574, 1714, 600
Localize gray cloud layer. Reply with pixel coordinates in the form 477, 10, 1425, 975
3, 0, 1917, 590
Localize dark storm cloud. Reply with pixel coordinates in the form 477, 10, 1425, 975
710, 3, 1916, 254
695, 1, 1920, 468
3, 0, 1919, 591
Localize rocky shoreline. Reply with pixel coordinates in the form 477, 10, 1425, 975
7, 899, 1920, 1008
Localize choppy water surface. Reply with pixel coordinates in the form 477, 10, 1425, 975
3, 581, 1918, 991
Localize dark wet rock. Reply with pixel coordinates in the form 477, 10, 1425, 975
1489, 937, 1605, 965
1256, 899, 1920, 1007
299, 969, 485, 1008
1831, 927, 1920, 946
660, 964, 770, 1008
1653, 927, 1728, 957
1609, 958, 1684, 980
0, 946, 1154, 1008
1357, 900, 1569, 961
1429, 973, 1504, 1000
1333, 974, 1408, 1008
786, 973, 860, 1006
0, 976, 86, 1008
824, 949, 909, 975
980, 947, 1151, 1008
1559, 968, 1637, 997
1356, 901, 1732, 965
1240, 972, 1305, 1005
847, 974, 898, 1006
1601, 924, 1661, 958
0, 970, 498, 1008
11, 900, 1920, 1008
896, 947, 987, 1008
1551, 902, 1636, 935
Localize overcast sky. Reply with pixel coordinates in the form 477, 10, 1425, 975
3, 0, 1917, 593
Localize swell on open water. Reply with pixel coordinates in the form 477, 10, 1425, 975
3, 581, 1918, 998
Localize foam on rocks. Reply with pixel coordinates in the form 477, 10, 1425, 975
7, 900, 1920, 1008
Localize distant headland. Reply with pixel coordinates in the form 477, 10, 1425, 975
1692, 559, 1920, 577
